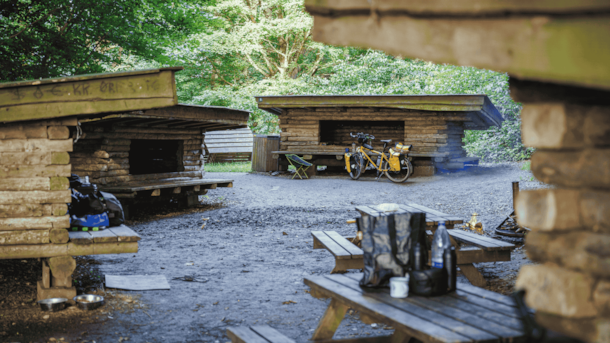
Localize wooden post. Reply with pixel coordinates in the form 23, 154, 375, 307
311, 298, 348, 340
512, 181, 520, 210
37, 256, 77, 301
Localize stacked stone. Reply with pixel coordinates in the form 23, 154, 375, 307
515, 103, 610, 342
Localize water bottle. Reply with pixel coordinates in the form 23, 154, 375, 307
431, 221, 451, 269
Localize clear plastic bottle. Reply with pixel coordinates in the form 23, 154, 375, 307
431, 221, 451, 269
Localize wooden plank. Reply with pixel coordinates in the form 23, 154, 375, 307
428, 294, 523, 331
0, 124, 48, 139
0, 164, 71, 178
250, 326, 296, 343
311, 231, 351, 259
68, 231, 94, 245
0, 216, 69, 230
89, 229, 119, 243
0, 190, 71, 205
0, 230, 50, 245
405, 203, 463, 223
406, 295, 524, 339
324, 231, 363, 258
107, 225, 141, 242
452, 290, 520, 318
0, 152, 70, 165
459, 264, 488, 287
0, 68, 179, 122
331, 274, 502, 342
304, 275, 471, 343
306, 12, 610, 91
457, 283, 517, 308
0, 204, 67, 218
448, 230, 514, 250
0, 139, 72, 153
0, 241, 138, 259
226, 327, 269, 343
306, 0, 610, 15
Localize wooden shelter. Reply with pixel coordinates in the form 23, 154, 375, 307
256, 94, 503, 175
304, 1, 610, 341
204, 128, 254, 163
0, 68, 247, 300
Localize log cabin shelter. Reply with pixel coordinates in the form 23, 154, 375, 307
256, 94, 503, 176
0, 67, 248, 301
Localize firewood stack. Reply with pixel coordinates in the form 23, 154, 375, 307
515, 103, 610, 341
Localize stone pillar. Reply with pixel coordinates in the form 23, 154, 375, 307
515, 103, 610, 342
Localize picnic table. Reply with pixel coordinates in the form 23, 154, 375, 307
304, 273, 526, 342
312, 203, 514, 286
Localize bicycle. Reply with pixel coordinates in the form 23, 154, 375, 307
344, 132, 414, 183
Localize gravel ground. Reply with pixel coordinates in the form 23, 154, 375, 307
1, 162, 546, 343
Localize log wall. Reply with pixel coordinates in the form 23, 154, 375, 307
73, 124, 205, 184
280, 108, 468, 160
0, 119, 73, 250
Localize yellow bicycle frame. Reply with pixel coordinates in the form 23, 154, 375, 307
358, 146, 392, 172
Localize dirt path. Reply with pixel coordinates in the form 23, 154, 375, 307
1, 163, 543, 343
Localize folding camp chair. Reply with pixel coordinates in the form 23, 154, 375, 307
286, 154, 312, 179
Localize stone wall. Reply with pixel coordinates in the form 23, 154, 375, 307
515, 104, 610, 342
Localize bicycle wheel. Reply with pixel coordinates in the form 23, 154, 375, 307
384, 156, 411, 183
349, 153, 363, 180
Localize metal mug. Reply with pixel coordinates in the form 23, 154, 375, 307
390, 276, 410, 298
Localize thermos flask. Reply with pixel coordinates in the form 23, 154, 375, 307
444, 246, 457, 292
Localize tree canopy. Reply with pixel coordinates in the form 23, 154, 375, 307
0, 0, 210, 81
1, 0, 532, 162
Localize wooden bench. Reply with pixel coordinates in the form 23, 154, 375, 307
312, 231, 363, 273
227, 325, 295, 343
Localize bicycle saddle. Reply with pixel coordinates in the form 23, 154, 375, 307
363, 143, 374, 150
380, 139, 392, 143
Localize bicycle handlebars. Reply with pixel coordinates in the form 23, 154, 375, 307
350, 132, 375, 140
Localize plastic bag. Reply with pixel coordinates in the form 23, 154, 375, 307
100, 191, 124, 226
358, 212, 426, 288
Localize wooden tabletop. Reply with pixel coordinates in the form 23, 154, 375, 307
356, 203, 464, 226
304, 273, 526, 343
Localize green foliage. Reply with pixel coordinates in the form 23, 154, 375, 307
0, 0, 210, 81
205, 162, 252, 173
520, 160, 531, 171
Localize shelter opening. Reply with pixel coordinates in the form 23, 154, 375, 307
129, 139, 181, 175
319, 120, 405, 147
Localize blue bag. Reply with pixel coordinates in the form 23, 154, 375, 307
70, 213, 109, 231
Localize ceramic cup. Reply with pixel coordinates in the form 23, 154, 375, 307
390, 276, 410, 298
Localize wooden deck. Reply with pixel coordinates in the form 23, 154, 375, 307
100, 178, 233, 193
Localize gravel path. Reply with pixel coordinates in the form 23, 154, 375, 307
1, 163, 545, 343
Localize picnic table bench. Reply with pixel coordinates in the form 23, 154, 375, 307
305, 273, 526, 342
227, 325, 295, 343
312, 203, 514, 286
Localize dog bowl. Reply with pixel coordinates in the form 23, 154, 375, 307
38, 298, 68, 312
73, 294, 104, 311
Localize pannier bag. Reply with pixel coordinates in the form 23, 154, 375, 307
395, 142, 412, 154
358, 212, 427, 288
100, 191, 125, 226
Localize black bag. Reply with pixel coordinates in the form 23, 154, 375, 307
358, 212, 426, 288
409, 268, 448, 296
100, 191, 124, 226
68, 189, 106, 217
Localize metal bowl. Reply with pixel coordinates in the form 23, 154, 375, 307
38, 298, 68, 312
73, 294, 104, 311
